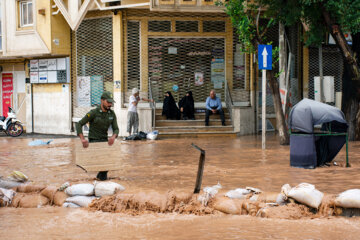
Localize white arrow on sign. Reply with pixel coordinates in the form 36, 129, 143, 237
262, 47, 268, 68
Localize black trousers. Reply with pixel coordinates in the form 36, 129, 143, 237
89, 138, 108, 181
205, 108, 225, 125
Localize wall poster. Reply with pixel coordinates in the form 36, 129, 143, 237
2, 73, 13, 117
77, 76, 91, 107
194, 72, 204, 86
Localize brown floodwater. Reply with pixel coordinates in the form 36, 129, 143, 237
1, 135, 360, 239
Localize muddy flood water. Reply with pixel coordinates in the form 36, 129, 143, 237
1, 135, 360, 239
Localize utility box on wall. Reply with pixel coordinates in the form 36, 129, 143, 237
314, 76, 334, 103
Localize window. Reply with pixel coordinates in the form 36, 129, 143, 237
19, 1, 33, 27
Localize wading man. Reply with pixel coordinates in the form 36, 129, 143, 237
76, 91, 119, 180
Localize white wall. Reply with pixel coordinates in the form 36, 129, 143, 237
2, 0, 49, 57
26, 84, 71, 134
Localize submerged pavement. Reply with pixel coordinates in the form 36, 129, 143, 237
0, 135, 360, 239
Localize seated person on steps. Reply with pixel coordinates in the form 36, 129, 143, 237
179, 91, 195, 120
162, 91, 180, 120
205, 90, 225, 126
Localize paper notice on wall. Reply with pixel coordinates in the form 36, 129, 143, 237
57, 58, 67, 70
39, 60, 48, 71
90, 75, 103, 105
30, 60, 39, 71
39, 72, 48, 83
47, 59, 57, 71
30, 72, 39, 83
194, 72, 204, 86
211, 58, 225, 83
77, 76, 91, 107
214, 81, 222, 89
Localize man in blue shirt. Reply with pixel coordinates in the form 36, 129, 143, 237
205, 90, 225, 126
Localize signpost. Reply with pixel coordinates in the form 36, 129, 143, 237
258, 45, 272, 149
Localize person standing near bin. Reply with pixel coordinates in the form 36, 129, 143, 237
76, 91, 119, 181
127, 88, 153, 135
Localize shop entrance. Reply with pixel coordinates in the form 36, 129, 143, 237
148, 37, 225, 104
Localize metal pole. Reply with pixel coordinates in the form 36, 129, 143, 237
192, 143, 206, 194
319, 45, 324, 102
346, 134, 349, 167
262, 69, 267, 149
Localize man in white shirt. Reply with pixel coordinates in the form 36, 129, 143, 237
127, 88, 153, 135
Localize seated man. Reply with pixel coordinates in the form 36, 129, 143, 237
205, 90, 225, 126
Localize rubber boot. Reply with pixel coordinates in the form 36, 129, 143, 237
96, 171, 108, 181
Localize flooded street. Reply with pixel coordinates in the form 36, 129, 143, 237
1, 135, 360, 239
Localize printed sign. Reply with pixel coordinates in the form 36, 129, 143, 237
90, 75, 103, 105
30, 60, 39, 71
39, 72, 48, 83
30, 72, 39, 83
77, 76, 91, 107
2, 73, 13, 117
39, 60, 48, 71
47, 59, 57, 71
258, 45, 272, 70
211, 58, 225, 83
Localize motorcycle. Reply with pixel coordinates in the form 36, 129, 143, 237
0, 107, 24, 137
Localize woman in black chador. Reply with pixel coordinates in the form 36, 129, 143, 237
179, 91, 195, 120
162, 91, 180, 120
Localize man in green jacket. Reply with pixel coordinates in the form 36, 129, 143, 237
76, 91, 119, 180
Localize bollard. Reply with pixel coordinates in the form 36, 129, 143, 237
191, 143, 205, 194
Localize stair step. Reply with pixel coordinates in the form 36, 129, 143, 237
155, 108, 229, 114
156, 119, 232, 127
155, 126, 233, 133
158, 131, 237, 138
156, 113, 230, 120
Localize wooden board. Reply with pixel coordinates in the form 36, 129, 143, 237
75, 141, 124, 172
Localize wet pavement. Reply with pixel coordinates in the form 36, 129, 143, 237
1, 135, 360, 239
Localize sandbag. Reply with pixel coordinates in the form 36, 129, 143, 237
54, 192, 69, 206
0, 179, 23, 189
63, 202, 81, 208
65, 196, 96, 207
287, 183, 323, 209
225, 188, 250, 199
16, 184, 46, 193
11, 193, 49, 208
65, 183, 94, 196
335, 189, 360, 208
213, 198, 240, 214
94, 181, 125, 197
9, 171, 28, 182
40, 186, 68, 206
0, 187, 16, 207
40, 186, 58, 203
250, 192, 279, 203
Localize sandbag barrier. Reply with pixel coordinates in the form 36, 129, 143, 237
1, 181, 360, 218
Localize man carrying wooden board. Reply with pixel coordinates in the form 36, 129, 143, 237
76, 91, 119, 181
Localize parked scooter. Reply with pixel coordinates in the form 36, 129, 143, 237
0, 107, 23, 137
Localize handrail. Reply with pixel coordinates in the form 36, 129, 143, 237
224, 80, 234, 126
148, 78, 156, 130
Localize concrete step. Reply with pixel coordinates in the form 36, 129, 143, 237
158, 131, 237, 138
155, 108, 229, 114
155, 125, 233, 133
156, 113, 230, 120
156, 119, 232, 127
